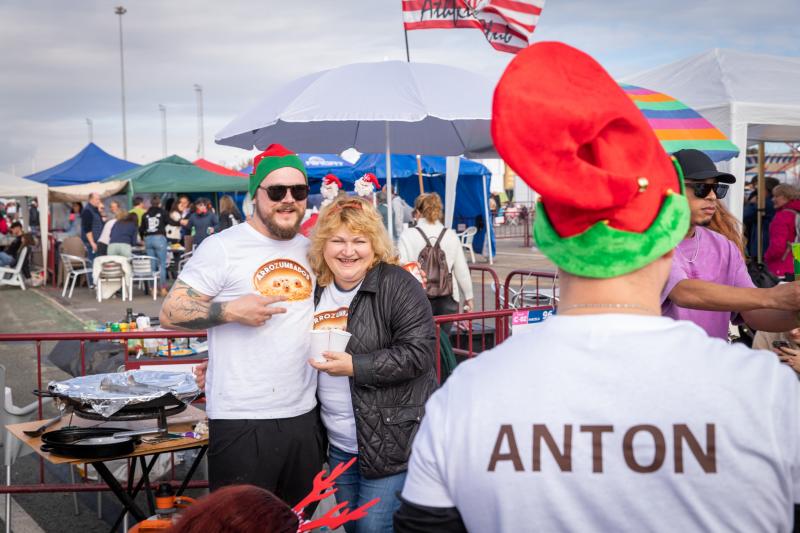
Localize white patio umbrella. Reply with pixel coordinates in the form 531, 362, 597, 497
215, 60, 496, 245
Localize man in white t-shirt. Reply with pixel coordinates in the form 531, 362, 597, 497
160, 144, 325, 505
395, 42, 800, 532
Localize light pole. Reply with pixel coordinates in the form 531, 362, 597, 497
115, 6, 128, 159
86, 118, 93, 143
194, 84, 204, 159
158, 104, 167, 157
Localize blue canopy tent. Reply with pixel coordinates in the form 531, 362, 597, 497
24, 143, 139, 186
352, 154, 495, 257
241, 153, 356, 194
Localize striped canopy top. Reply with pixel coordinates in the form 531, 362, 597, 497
621, 84, 740, 163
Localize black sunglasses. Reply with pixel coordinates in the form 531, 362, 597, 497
258, 184, 310, 202
687, 182, 728, 200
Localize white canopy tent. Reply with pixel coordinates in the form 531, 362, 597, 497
623, 48, 800, 222
0, 172, 49, 281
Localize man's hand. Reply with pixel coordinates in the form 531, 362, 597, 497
224, 294, 287, 326
194, 360, 208, 390
160, 280, 285, 331
308, 351, 354, 377
766, 283, 800, 310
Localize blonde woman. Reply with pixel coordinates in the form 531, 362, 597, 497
397, 193, 474, 316
307, 195, 437, 533
217, 194, 243, 232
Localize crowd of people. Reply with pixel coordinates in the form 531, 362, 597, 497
0, 199, 38, 277
152, 40, 800, 533
66, 192, 243, 296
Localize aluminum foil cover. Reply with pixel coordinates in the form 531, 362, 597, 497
49, 370, 200, 418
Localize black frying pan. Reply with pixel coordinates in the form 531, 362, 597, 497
40, 427, 139, 459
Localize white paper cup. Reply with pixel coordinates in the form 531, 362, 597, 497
328, 329, 352, 352
309, 330, 330, 363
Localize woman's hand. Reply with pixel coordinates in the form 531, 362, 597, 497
774, 345, 800, 374
309, 351, 354, 377
464, 299, 474, 312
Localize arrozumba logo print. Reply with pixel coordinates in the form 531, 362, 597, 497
253, 259, 313, 301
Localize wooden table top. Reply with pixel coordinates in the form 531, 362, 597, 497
6, 404, 208, 465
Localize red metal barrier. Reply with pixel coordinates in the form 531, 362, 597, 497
467, 265, 500, 312
432, 306, 552, 383
500, 269, 558, 338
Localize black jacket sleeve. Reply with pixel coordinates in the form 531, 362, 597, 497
394, 498, 468, 533
352, 267, 437, 387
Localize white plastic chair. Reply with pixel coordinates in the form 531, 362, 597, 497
96, 260, 128, 302
458, 227, 478, 264
1, 364, 53, 530
0, 247, 27, 291
129, 255, 159, 301
60, 253, 91, 298
177, 249, 193, 275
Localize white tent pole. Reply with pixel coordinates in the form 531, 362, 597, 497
483, 175, 493, 265
444, 157, 459, 228
385, 121, 394, 240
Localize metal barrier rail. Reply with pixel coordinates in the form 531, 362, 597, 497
467, 265, 500, 312
0, 330, 207, 419
432, 306, 552, 383
500, 269, 558, 338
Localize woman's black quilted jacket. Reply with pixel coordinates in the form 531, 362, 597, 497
314, 262, 438, 478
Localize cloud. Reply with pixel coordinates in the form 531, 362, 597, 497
1, 0, 798, 174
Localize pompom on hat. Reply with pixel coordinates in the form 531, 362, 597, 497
492, 42, 690, 278
249, 144, 307, 197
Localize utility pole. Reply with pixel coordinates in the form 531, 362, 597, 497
158, 104, 167, 157
86, 118, 93, 143
194, 84, 205, 159
115, 6, 128, 159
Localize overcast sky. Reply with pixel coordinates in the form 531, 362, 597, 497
1, 0, 798, 176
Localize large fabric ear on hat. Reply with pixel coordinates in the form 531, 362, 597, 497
250, 144, 307, 197
492, 41, 690, 278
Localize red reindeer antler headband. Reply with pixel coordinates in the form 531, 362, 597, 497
293, 458, 378, 532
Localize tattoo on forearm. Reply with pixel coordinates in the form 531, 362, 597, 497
163, 280, 227, 330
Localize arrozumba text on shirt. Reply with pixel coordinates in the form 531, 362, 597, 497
314, 307, 349, 326
488, 423, 716, 474
254, 260, 311, 282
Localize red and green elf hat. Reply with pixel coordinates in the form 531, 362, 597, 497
492, 42, 690, 278
249, 144, 307, 197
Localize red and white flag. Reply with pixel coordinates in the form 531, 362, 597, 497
402, 0, 545, 54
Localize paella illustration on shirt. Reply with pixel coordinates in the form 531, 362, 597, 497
313, 307, 349, 331
253, 259, 313, 301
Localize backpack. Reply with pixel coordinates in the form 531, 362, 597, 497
416, 227, 453, 298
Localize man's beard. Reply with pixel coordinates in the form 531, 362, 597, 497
257, 202, 304, 240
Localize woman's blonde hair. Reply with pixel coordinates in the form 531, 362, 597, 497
415, 193, 443, 223
219, 194, 237, 214
308, 196, 398, 287
773, 184, 800, 201
708, 201, 745, 258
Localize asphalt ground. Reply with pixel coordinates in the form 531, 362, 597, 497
0, 235, 552, 531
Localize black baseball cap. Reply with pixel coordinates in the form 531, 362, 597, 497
672, 149, 735, 183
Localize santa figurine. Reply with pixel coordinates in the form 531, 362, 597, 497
320, 174, 343, 208
354, 172, 381, 206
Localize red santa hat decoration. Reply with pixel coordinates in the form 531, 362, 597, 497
320, 174, 343, 207
354, 172, 381, 206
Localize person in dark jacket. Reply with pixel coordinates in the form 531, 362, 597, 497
140, 195, 169, 296
108, 213, 139, 258
307, 195, 437, 533
0, 222, 23, 267
181, 197, 219, 248
80, 193, 104, 284
765, 184, 800, 279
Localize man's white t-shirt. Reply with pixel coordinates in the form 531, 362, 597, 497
402, 314, 800, 532
314, 282, 360, 454
179, 222, 316, 420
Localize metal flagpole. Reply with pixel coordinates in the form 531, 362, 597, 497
385, 122, 394, 241
115, 6, 128, 159
403, 27, 425, 194
158, 104, 167, 157
483, 175, 493, 265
